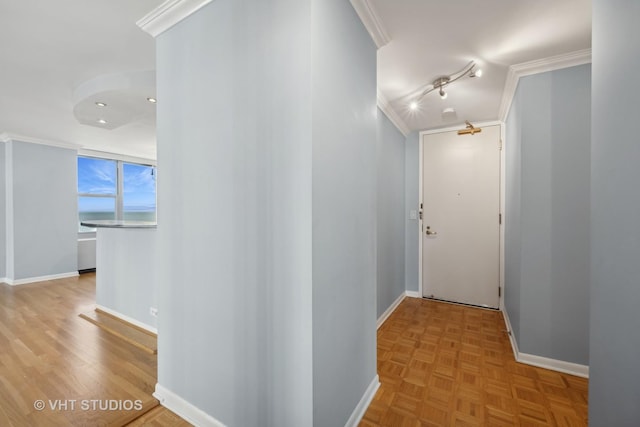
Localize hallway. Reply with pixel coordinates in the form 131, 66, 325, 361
361, 298, 588, 426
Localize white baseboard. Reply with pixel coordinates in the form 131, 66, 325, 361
405, 290, 421, 298
96, 304, 157, 335
344, 375, 380, 427
154, 383, 226, 427
376, 291, 422, 329
501, 309, 589, 378
0, 278, 8, 285
377, 292, 405, 329
4, 271, 79, 286
517, 352, 589, 378
377, 290, 423, 329
501, 308, 520, 358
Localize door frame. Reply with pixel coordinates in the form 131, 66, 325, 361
418, 121, 506, 309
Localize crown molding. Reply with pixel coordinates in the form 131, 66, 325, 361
498, 48, 592, 121
0, 132, 81, 150
78, 148, 157, 166
350, 0, 390, 49
377, 90, 410, 137
137, 0, 213, 38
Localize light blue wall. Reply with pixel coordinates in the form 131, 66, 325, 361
156, 0, 313, 425
404, 132, 420, 293
590, 0, 640, 423
8, 141, 77, 280
376, 109, 406, 317
504, 64, 591, 364
310, 1, 377, 424
156, 0, 376, 425
95, 228, 157, 330
0, 142, 5, 279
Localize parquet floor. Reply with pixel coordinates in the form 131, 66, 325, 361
0, 273, 191, 426
360, 297, 588, 427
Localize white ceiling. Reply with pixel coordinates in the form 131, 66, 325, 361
373, 0, 591, 132
0, 0, 163, 160
0, 0, 591, 159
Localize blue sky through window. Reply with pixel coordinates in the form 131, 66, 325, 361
123, 163, 156, 213
77, 157, 156, 214
78, 157, 116, 195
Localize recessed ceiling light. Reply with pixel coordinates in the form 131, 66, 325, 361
97, 119, 107, 124
146, 97, 157, 103
95, 102, 107, 107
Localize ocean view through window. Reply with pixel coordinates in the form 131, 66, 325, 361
78, 156, 156, 231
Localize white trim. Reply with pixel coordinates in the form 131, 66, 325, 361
137, 0, 213, 38
96, 304, 157, 335
153, 383, 226, 427
78, 149, 156, 166
501, 308, 520, 360
344, 375, 380, 427
499, 123, 506, 310
502, 310, 589, 378
518, 352, 589, 378
405, 290, 421, 299
0, 278, 8, 285
417, 135, 423, 297
5, 271, 79, 286
377, 91, 410, 137
419, 120, 503, 136
0, 133, 80, 150
498, 48, 592, 121
377, 292, 405, 329
350, 0, 390, 49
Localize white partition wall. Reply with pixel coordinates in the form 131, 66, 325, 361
145, 0, 378, 425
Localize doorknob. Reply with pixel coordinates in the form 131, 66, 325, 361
426, 226, 437, 236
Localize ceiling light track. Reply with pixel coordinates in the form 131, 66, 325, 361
410, 60, 482, 109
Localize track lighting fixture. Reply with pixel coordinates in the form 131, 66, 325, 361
410, 61, 482, 108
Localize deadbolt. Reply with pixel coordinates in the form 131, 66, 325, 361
426, 226, 437, 236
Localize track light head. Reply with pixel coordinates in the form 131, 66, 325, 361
408, 61, 483, 108
470, 68, 483, 78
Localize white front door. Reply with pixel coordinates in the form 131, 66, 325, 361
421, 124, 501, 308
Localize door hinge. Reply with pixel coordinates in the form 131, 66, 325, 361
499, 213, 502, 224
499, 287, 501, 297
498, 139, 503, 150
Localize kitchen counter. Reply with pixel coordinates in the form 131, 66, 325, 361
80, 220, 157, 229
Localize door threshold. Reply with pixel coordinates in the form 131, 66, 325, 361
422, 296, 499, 311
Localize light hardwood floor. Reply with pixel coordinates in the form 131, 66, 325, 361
361, 297, 589, 426
2, 274, 587, 426
0, 273, 190, 426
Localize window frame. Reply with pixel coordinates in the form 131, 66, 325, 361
77, 155, 156, 232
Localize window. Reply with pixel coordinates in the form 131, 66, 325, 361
123, 162, 157, 221
78, 156, 156, 231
